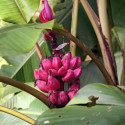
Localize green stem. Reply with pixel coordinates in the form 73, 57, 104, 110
0, 105, 35, 124
121, 47, 125, 86
35, 43, 44, 59
51, 28, 114, 85
80, 0, 118, 85
70, 0, 79, 57
0, 76, 49, 107
97, 0, 117, 82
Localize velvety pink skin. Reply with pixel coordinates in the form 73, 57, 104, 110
39, 0, 53, 23
73, 67, 82, 80
62, 69, 74, 82
68, 90, 77, 100
39, 69, 48, 81
76, 57, 81, 68
62, 52, 71, 60
47, 76, 60, 91
42, 59, 53, 72
34, 69, 40, 79
58, 66, 67, 76
61, 58, 70, 70
34, 69, 48, 81
69, 56, 78, 70
36, 80, 49, 93
49, 91, 58, 105
58, 91, 69, 105
48, 69, 58, 77
52, 57, 61, 70
69, 79, 80, 91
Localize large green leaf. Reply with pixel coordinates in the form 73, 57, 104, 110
19, 99, 49, 119
2, 91, 35, 109
35, 105, 125, 125
0, 0, 40, 24
0, 112, 30, 125
110, 0, 125, 27
0, 39, 51, 82
0, 99, 49, 125
0, 21, 56, 56
68, 83, 125, 106
80, 61, 106, 87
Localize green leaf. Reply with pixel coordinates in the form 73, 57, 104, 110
68, 83, 125, 106
35, 105, 125, 125
0, 40, 51, 82
0, 0, 40, 24
80, 61, 106, 87
0, 20, 64, 57
0, 21, 56, 56
0, 112, 30, 125
0, 84, 14, 105
2, 91, 35, 109
2, 82, 39, 97
113, 27, 125, 47
110, 0, 125, 27
115, 52, 123, 84
0, 25, 41, 56
19, 99, 49, 119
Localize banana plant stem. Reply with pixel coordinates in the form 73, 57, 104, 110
35, 43, 44, 59
70, 0, 79, 57
97, 0, 117, 82
51, 28, 114, 85
80, 0, 118, 85
0, 105, 35, 124
0, 76, 49, 107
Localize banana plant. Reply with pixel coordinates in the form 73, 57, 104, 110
0, 0, 125, 125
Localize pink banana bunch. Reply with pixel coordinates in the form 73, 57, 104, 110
34, 52, 82, 106
35, 0, 82, 106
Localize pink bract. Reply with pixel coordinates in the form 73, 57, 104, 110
39, 0, 53, 23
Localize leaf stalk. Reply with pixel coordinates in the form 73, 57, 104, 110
0, 76, 49, 107
70, 0, 79, 57
0, 105, 35, 124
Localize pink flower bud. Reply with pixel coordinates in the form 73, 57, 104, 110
62, 52, 71, 60
58, 91, 69, 105
47, 76, 60, 91
69, 56, 78, 69
62, 58, 70, 70
58, 66, 67, 76
68, 90, 77, 100
62, 69, 74, 82
73, 67, 82, 80
48, 69, 58, 77
68, 79, 80, 91
42, 59, 53, 72
76, 57, 81, 68
52, 57, 61, 70
39, 0, 53, 23
49, 91, 58, 105
36, 80, 49, 93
